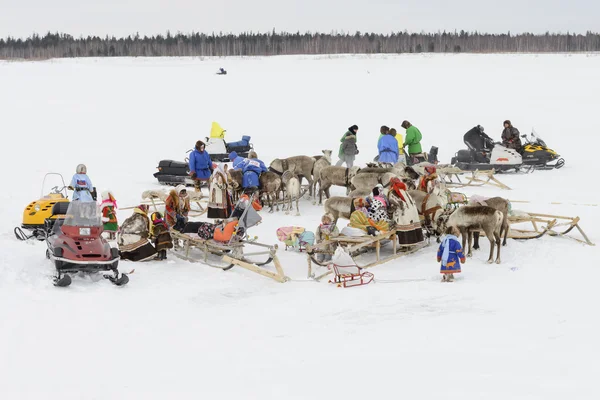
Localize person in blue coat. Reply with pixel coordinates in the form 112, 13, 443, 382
69, 164, 95, 202
229, 151, 245, 170
231, 151, 267, 189
189, 140, 213, 190
437, 226, 466, 282
377, 131, 399, 165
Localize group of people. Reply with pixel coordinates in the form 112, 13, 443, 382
335, 121, 425, 168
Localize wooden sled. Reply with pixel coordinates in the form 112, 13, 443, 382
306, 230, 428, 281
478, 211, 594, 246
436, 167, 511, 190
170, 230, 288, 282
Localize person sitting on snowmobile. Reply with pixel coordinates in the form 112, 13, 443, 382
501, 120, 522, 151
189, 140, 213, 191
69, 164, 95, 202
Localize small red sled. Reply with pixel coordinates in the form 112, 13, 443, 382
328, 263, 374, 288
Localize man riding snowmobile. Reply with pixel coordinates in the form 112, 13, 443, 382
501, 120, 522, 151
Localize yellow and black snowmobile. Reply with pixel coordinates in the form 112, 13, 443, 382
15, 173, 70, 241
520, 131, 565, 170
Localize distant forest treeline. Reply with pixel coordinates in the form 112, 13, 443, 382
1, 30, 600, 59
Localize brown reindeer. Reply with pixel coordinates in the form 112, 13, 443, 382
269, 156, 316, 197
467, 197, 510, 249
318, 166, 361, 205
443, 206, 504, 264
259, 171, 282, 213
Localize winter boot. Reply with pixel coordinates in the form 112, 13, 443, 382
447, 273, 455, 282
441, 274, 447, 282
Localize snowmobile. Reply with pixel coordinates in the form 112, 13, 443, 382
44, 201, 129, 287
520, 130, 565, 170
450, 125, 564, 172
15, 173, 71, 241
153, 122, 254, 186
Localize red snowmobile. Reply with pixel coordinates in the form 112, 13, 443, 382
44, 201, 129, 287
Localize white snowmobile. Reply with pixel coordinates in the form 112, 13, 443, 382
451, 125, 564, 172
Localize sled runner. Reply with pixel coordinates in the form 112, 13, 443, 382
435, 166, 512, 190
475, 210, 594, 246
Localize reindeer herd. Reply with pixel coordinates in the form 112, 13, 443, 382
224, 150, 511, 264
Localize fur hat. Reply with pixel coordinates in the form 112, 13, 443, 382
229, 151, 238, 160
76, 164, 87, 174
348, 125, 358, 133
195, 140, 206, 151
176, 185, 187, 195
503, 120, 512, 127
322, 213, 334, 224
248, 151, 258, 159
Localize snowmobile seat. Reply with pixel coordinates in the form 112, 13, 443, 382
226, 136, 252, 153
464, 126, 494, 153
51, 201, 70, 217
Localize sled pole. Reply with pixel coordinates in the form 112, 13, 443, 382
222, 255, 288, 283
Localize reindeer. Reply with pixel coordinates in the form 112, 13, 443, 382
281, 171, 301, 216
323, 196, 353, 225
311, 150, 332, 203
269, 156, 316, 197
467, 196, 510, 249
442, 206, 504, 264
259, 171, 282, 213
317, 165, 361, 205
226, 169, 243, 202
351, 171, 397, 194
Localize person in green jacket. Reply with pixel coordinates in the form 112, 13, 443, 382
336, 125, 359, 167
401, 120, 425, 164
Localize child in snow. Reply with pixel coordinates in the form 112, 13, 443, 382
100, 190, 118, 240
149, 212, 173, 260
437, 226, 466, 282
69, 164, 95, 202
315, 213, 339, 263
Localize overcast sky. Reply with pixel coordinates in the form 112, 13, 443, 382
1, 0, 598, 39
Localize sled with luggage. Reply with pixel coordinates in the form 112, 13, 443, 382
169, 197, 288, 282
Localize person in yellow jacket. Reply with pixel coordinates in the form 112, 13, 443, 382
390, 128, 406, 164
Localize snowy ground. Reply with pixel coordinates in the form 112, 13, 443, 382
1, 54, 600, 399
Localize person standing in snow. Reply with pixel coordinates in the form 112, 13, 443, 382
401, 121, 424, 164
100, 190, 118, 240
377, 129, 399, 165
389, 128, 406, 164
501, 120, 522, 150
189, 140, 213, 191
69, 164, 95, 202
437, 226, 466, 282
335, 125, 359, 167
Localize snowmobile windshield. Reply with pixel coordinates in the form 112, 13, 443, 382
464, 126, 494, 152
41, 173, 68, 199
62, 202, 102, 228
530, 132, 548, 147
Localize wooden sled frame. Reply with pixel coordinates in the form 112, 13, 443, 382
437, 168, 511, 190
170, 230, 288, 282
122, 197, 208, 217
306, 230, 428, 281
506, 212, 595, 246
